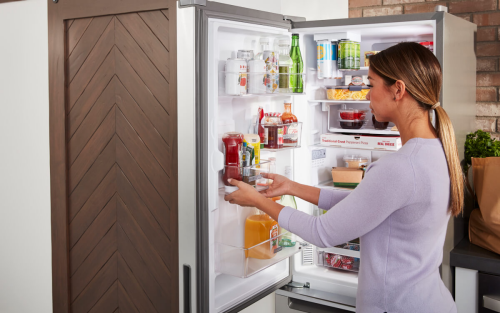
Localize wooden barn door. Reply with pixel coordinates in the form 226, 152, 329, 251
48, 1, 178, 312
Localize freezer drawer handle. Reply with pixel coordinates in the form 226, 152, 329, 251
289, 297, 353, 313
183, 265, 191, 313
484, 295, 500, 312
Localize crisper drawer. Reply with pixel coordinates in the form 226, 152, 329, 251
479, 272, 500, 313
317, 242, 360, 273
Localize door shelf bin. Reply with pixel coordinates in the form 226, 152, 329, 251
216, 232, 302, 278
222, 160, 270, 194
317, 242, 360, 273
254, 122, 303, 150
219, 72, 306, 97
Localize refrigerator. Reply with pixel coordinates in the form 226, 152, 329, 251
177, 1, 477, 312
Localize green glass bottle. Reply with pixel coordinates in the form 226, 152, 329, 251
289, 34, 303, 93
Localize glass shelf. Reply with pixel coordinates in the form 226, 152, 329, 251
308, 100, 370, 104
261, 146, 302, 152
328, 126, 399, 135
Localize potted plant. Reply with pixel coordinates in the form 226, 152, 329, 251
462, 130, 500, 254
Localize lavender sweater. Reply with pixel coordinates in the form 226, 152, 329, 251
278, 138, 456, 313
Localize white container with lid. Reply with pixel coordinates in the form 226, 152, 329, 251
247, 59, 266, 94
225, 58, 247, 96
343, 155, 369, 169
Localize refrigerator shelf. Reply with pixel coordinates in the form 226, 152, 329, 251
308, 100, 370, 104
310, 143, 393, 152
216, 232, 303, 278
261, 146, 301, 152
328, 126, 399, 135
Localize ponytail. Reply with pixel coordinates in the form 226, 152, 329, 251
434, 106, 464, 216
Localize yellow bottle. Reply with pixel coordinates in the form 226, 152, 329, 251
244, 210, 280, 259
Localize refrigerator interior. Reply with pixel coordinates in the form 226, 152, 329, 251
208, 16, 437, 312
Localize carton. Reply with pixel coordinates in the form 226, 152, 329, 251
331, 167, 363, 189
320, 133, 402, 151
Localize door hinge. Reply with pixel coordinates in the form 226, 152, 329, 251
179, 0, 206, 8
283, 15, 306, 23
286, 281, 310, 289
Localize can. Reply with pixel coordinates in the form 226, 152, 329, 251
225, 58, 247, 96
317, 40, 332, 79
331, 41, 339, 78
338, 40, 360, 71
263, 51, 279, 93
237, 50, 254, 61
247, 59, 266, 94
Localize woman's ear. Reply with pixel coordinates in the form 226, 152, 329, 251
394, 80, 406, 101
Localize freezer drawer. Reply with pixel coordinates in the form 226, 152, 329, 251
276, 294, 353, 313
479, 272, 500, 313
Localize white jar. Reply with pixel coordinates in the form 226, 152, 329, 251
247, 59, 266, 94
225, 58, 247, 96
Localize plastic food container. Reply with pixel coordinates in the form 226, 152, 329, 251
343, 155, 368, 169
338, 108, 367, 120
372, 114, 389, 130
339, 119, 364, 129
326, 86, 369, 101
317, 242, 360, 272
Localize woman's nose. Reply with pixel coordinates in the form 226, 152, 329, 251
366, 90, 371, 100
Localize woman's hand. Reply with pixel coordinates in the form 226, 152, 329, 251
224, 179, 265, 207
259, 173, 294, 198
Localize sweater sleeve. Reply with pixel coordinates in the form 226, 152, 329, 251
317, 188, 352, 211
278, 155, 415, 248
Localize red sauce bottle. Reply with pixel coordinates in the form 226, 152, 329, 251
222, 132, 244, 186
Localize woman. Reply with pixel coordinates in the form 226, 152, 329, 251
225, 42, 463, 313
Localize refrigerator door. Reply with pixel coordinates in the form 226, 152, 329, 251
178, 2, 299, 313
286, 10, 476, 304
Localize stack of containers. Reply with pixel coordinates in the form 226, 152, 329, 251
338, 105, 367, 129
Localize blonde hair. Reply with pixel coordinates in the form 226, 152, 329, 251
369, 42, 463, 217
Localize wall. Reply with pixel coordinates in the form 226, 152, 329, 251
0, 0, 52, 313
348, 0, 500, 140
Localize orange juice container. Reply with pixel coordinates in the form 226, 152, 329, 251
244, 210, 281, 259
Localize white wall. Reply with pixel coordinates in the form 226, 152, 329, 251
0, 0, 52, 312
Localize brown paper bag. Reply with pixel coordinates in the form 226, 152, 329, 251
469, 157, 500, 255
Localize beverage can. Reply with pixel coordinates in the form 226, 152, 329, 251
338, 40, 360, 71
247, 59, 266, 94
263, 51, 279, 93
225, 58, 247, 95
331, 41, 338, 78
237, 50, 254, 61
316, 40, 332, 79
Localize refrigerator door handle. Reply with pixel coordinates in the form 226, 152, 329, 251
183, 265, 192, 313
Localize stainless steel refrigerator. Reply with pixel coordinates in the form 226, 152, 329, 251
176, 1, 476, 312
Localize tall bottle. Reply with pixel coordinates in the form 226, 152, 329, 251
278, 39, 292, 93
290, 34, 304, 93
255, 38, 270, 61
281, 101, 297, 124
280, 166, 297, 209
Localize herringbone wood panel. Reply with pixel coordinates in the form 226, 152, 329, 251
66, 12, 173, 313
